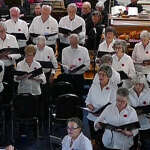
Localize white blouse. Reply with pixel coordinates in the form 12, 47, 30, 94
94, 104, 138, 150
62, 132, 93, 150
129, 87, 150, 130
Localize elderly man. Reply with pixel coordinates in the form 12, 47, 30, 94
0, 21, 20, 103
29, 5, 58, 52
58, 3, 86, 61
5, 7, 29, 52
61, 34, 90, 97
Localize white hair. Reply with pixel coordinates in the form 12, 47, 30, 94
140, 30, 150, 39
0, 22, 7, 31
96, 1, 104, 9
37, 36, 46, 45
67, 3, 77, 12
69, 34, 79, 42
9, 7, 20, 14
42, 5, 52, 12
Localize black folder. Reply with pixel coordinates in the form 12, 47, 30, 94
68, 64, 86, 74
9, 33, 27, 40
0, 66, 3, 73
37, 61, 54, 69
99, 121, 140, 131
134, 105, 150, 115
59, 25, 82, 35
30, 33, 57, 40
13, 67, 43, 78
118, 71, 129, 80
97, 51, 115, 58
0, 48, 19, 55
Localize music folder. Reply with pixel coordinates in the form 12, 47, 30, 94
134, 105, 150, 115
13, 67, 43, 78
80, 103, 111, 115
117, 71, 129, 80
0, 48, 19, 55
10, 33, 27, 40
99, 121, 140, 131
30, 33, 57, 40
69, 64, 85, 74
59, 25, 82, 35
37, 61, 54, 69
97, 51, 115, 58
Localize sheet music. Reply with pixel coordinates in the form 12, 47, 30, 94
128, 7, 138, 16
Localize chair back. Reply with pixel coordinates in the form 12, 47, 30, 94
55, 94, 82, 119
13, 93, 38, 119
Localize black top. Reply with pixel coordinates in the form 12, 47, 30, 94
127, 2, 143, 13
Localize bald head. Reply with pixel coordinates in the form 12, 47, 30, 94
82, 2, 91, 15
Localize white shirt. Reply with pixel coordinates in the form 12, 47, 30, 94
34, 45, 58, 74
62, 132, 93, 150
29, 16, 58, 45
94, 104, 138, 150
59, 15, 86, 44
98, 40, 115, 52
5, 19, 29, 48
129, 87, 150, 130
132, 41, 150, 74
85, 81, 117, 121
0, 34, 20, 66
112, 54, 136, 78
0, 60, 4, 93
62, 45, 90, 74
15, 59, 46, 95
92, 67, 121, 87
132, 41, 150, 63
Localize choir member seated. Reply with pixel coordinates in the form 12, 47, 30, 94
129, 74, 150, 150
85, 64, 117, 148
132, 30, 150, 74
95, 87, 139, 150
62, 117, 93, 150
61, 33, 90, 97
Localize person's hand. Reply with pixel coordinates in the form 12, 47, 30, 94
117, 128, 133, 136
16, 73, 30, 80
49, 74, 54, 84
87, 104, 94, 111
95, 122, 101, 129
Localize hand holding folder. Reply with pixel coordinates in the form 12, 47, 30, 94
13, 67, 43, 79
9, 33, 27, 40
99, 121, 140, 131
134, 105, 150, 115
117, 71, 129, 80
97, 51, 115, 58
68, 64, 86, 74
30, 33, 57, 40
37, 61, 54, 69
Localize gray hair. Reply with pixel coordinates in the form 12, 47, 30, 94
67, 117, 83, 129
140, 30, 150, 39
0, 22, 7, 31
96, 1, 104, 9
98, 63, 112, 78
37, 36, 46, 45
132, 73, 148, 88
117, 87, 129, 102
10, 7, 20, 14
101, 54, 113, 65
69, 34, 79, 42
42, 5, 52, 12
67, 3, 77, 12
113, 39, 127, 53
82, 1, 91, 9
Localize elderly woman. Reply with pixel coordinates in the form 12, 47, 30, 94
98, 26, 116, 53
129, 74, 150, 150
94, 88, 139, 150
132, 30, 150, 73
93, 54, 121, 87
85, 64, 117, 145
62, 117, 93, 150
112, 39, 135, 79
15, 44, 46, 95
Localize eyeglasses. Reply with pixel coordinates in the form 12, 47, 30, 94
67, 127, 79, 131
114, 46, 123, 51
